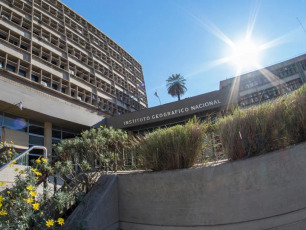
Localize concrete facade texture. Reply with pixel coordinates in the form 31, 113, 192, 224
66, 142, 306, 230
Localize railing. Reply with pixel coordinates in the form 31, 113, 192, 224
0, 146, 47, 172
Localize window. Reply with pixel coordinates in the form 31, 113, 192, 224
32, 50, 39, 56
29, 124, 44, 136
33, 30, 40, 36
42, 55, 48, 61
52, 129, 61, 139
9, 39, 18, 46
6, 63, 16, 72
0, 32, 6, 40
62, 132, 75, 139
3, 114, 27, 132
20, 44, 28, 51
18, 69, 27, 77
51, 60, 57, 65
31, 74, 39, 82
52, 83, 58, 90
22, 24, 29, 30
61, 87, 66, 93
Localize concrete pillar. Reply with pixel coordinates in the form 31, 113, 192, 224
44, 122, 52, 159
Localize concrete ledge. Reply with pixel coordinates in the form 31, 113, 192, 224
64, 174, 119, 230
118, 142, 306, 229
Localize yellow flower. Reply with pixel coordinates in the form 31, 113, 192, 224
27, 198, 34, 203
41, 158, 47, 163
46, 219, 54, 227
26, 185, 35, 191
14, 168, 18, 172
0, 182, 6, 187
40, 211, 44, 215
0, 203, 2, 208
64, 186, 68, 189
35, 177, 38, 180
0, 209, 7, 215
100, 125, 103, 128
19, 170, 24, 174
7, 191, 10, 194
57, 218, 65, 226
8, 151, 12, 154
8, 164, 14, 167
31, 168, 38, 172
30, 191, 37, 197
9, 148, 12, 151
81, 132, 83, 135
12, 160, 16, 164
10, 141, 13, 143
35, 172, 42, 176
0, 196, 3, 202
36, 158, 41, 163
32, 202, 40, 210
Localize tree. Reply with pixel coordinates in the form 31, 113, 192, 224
166, 74, 187, 101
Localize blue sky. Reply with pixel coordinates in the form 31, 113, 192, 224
61, 0, 306, 107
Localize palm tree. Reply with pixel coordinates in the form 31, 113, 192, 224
166, 74, 187, 101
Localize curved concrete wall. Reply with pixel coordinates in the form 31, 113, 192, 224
118, 142, 306, 230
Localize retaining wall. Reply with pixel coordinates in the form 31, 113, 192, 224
65, 142, 306, 230
118, 142, 306, 230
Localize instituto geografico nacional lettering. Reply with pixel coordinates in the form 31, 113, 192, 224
123, 99, 221, 126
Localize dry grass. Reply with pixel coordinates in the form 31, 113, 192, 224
217, 84, 306, 160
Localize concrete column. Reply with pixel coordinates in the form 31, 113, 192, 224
44, 122, 52, 159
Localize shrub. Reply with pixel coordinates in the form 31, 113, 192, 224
53, 126, 128, 172
217, 84, 306, 160
134, 118, 206, 170
0, 158, 70, 229
0, 141, 19, 167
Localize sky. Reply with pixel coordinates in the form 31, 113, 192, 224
61, 0, 306, 108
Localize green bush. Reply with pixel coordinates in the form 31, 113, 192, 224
53, 126, 128, 172
135, 118, 206, 170
217, 84, 306, 160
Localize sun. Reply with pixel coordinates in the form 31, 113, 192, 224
230, 39, 261, 71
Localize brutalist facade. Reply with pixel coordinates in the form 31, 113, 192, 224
0, 0, 147, 153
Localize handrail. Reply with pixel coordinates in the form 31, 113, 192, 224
0, 146, 47, 172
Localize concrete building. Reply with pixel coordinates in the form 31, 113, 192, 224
0, 0, 147, 155
220, 53, 306, 107
104, 54, 306, 134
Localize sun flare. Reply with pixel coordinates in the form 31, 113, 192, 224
230, 40, 261, 71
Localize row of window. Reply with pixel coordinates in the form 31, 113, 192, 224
0, 56, 143, 113
240, 63, 300, 91
239, 79, 302, 107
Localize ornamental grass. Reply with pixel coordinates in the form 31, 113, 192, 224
134, 118, 207, 170
217, 84, 306, 160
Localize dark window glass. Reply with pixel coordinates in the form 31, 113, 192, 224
52, 130, 61, 139
29, 136, 44, 146
0, 33, 6, 40
42, 55, 48, 61
29, 125, 44, 135
60, 65, 64, 69
18, 69, 27, 77
52, 83, 58, 90
71, 91, 75, 97
3, 114, 27, 132
9, 39, 18, 46
31, 74, 39, 82
61, 87, 66, 93
22, 24, 29, 30
11, 18, 19, 25
32, 50, 39, 56
51, 60, 57, 65
20, 44, 28, 50
33, 30, 40, 36
6, 64, 16, 72
62, 132, 75, 139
